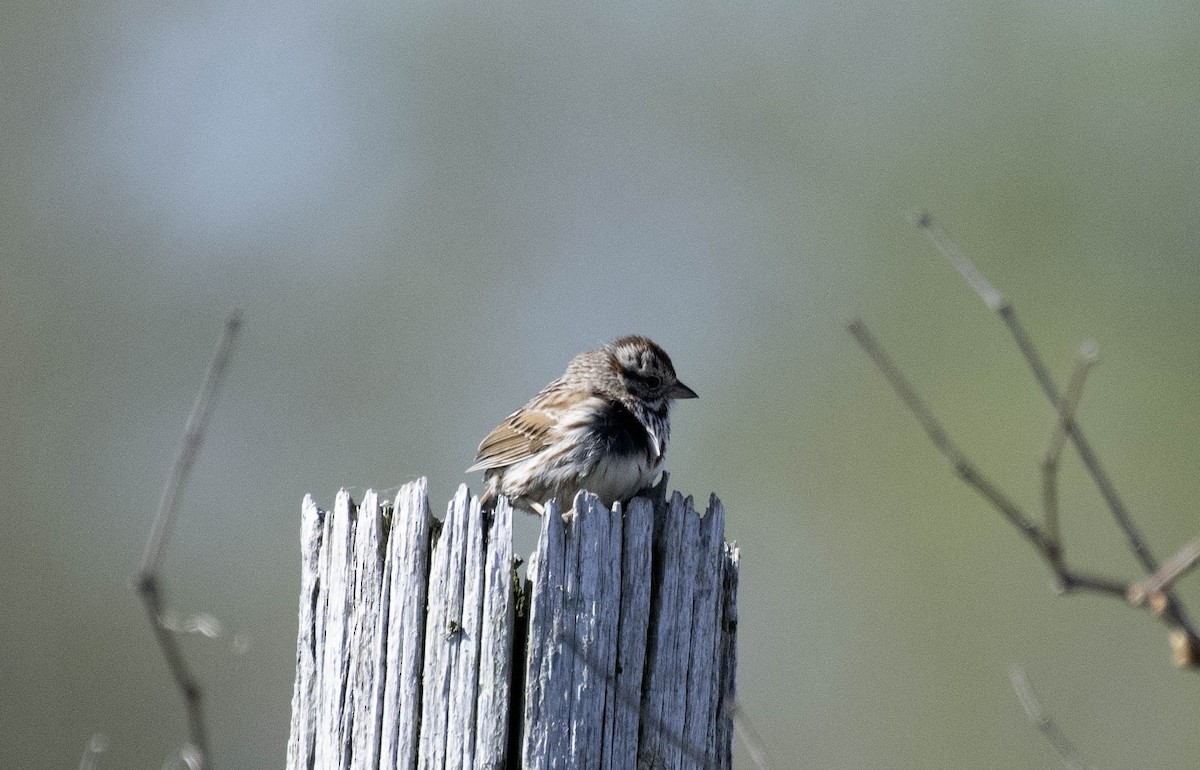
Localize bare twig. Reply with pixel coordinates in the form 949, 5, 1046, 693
77, 733, 109, 770
847, 319, 1127, 599
916, 214, 1198, 641
1129, 537, 1200, 607
134, 311, 243, 770
913, 212, 1005, 311
1008, 666, 1094, 770
1041, 342, 1099, 553
159, 746, 202, 770
138, 311, 243, 579
728, 699, 774, 770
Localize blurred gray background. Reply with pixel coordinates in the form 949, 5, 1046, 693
4, 1, 1200, 767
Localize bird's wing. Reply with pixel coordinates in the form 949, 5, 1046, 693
466, 407, 558, 472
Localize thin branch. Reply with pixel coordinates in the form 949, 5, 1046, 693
1002, 308, 1157, 570
913, 212, 1005, 311
138, 311, 243, 579
728, 699, 774, 770
1041, 342, 1099, 553
845, 320, 966, 464
848, 319, 1127, 599
1055, 572, 1128, 597
916, 214, 1198, 641
134, 311, 243, 770
1008, 666, 1094, 770
140, 581, 209, 764
1129, 536, 1200, 607
848, 322, 1044, 549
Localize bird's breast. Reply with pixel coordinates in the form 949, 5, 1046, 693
589, 398, 662, 463
576, 450, 660, 507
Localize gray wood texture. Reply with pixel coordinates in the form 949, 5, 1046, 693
287, 480, 738, 769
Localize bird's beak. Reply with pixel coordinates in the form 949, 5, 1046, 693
670, 381, 698, 400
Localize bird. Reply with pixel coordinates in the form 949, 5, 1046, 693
467, 335, 697, 514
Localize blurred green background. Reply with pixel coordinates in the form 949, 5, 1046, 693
4, 1, 1200, 767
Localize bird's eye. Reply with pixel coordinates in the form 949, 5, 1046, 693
646, 375, 662, 390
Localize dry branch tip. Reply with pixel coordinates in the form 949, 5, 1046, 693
1008, 666, 1093, 770
912, 212, 1006, 311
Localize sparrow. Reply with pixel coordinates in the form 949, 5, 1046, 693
467, 335, 697, 514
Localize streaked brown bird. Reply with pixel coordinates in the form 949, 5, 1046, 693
468, 335, 697, 514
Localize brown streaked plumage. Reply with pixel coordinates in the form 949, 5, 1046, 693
468, 335, 697, 514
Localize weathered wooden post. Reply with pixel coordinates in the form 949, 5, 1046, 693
286, 478, 739, 769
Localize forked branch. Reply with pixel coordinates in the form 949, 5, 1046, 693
847, 319, 1125, 599
913, 214, 1196, 641
850, 214, 1200, 664
1041, 342, 1098, 553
